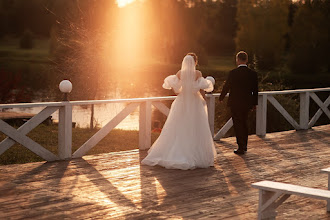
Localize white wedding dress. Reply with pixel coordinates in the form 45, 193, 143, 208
141, 55, 216, 170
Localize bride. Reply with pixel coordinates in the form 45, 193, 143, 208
141, 53, 216, 170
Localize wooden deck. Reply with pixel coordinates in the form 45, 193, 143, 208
1, 125, 330, 219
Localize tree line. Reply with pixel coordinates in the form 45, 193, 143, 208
0, 0, 328, 101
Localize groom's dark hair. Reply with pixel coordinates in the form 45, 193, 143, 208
236, 51, 248, 62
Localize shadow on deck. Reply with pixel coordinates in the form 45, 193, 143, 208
1, 125, 330, 219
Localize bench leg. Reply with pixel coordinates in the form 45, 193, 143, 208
328, 174, 330, 212
257, 190, 291, 220
258, 190, 278, 220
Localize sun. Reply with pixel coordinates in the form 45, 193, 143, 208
117, 0, 135, 8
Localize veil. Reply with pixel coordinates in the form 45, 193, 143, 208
162, 55, 213, 94
180, 55, 196, 93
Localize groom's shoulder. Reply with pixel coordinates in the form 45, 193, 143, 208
230, 67, 240, 73
230, 66, 257, 77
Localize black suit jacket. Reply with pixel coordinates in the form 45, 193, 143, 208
219, 66, 258, 110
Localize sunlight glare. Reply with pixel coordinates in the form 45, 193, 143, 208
117, 0, 135, 8
110, 1, 146, 70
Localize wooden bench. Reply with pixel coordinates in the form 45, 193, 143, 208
321, 167, 330, 212
252, 180, 330, 220
0, 112, 52, 126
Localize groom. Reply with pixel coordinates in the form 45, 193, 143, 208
219, 51, 258, 155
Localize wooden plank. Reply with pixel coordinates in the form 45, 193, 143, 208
206, 95, 216, 137
0, 120, 59, 161
328, 174, 330, 212
321, 168, 330, 212
252, 181, 330, 200
321, 168, 330, 173
273, 194, 291, 209
0, 106, 59, 156
308, 93, 330, 127
139, 101, 152, 150
260, 191, 282, 212
258, 87, 330, 95
152, 101, 170, 116
0, 88, 329, 110
256, 94, 267, 136
267, 95, 300, 130
300, 92, 310, 130
72, 102, 139, 158
214, 118, 233, 140
58, 104, 72, 159
310, 93, 330, 118
1, 124, 330, 220
0, 112, 35, 119
0, 102, 65, 109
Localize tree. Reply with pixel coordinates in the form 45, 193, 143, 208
140, 0, 209, 64
289, 0, 329, 74
0, 70, 30, 104
50, 0, 117, 100
236, 0, 290, 70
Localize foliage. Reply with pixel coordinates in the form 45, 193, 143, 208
141, 0, 208, 64
0, 70, 30, 103
288, 0, 329, 75
236, 0, 290, 70
0, 0, 55, 37
201, 0, 238, 56
19, 29, 34, 49
50, 0, 117, 100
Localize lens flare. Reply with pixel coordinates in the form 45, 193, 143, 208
117, 0, 135, 8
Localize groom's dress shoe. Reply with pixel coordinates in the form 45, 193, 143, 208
234, 149, 245, 155
243, 147, 247, 152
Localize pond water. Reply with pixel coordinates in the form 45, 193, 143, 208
11, 102, 141, 130
6, 87, 171, 130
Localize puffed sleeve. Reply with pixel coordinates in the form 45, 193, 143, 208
162, 75, 182, 93
195, 77, 214, 92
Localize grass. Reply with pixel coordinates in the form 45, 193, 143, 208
0, 124, 160, 165
0, 37, 50, 63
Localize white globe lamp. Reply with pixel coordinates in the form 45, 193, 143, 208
206, 76, 215, 86
59, 80, 72, 101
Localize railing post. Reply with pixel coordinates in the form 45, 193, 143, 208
58, 103, 72, 159
139, 101, 152, 150
256, 94, 267, 136
300, 92, 310, 130
206, 94, 215, 137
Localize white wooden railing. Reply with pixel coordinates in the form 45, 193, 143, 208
213, 87, 330, 139
0, 88, 329, 161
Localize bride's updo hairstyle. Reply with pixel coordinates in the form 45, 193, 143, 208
187, 52, 198, 66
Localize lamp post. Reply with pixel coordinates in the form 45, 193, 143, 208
59, 80, 72, 101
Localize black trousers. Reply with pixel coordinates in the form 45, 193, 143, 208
230, 107, 249, 150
